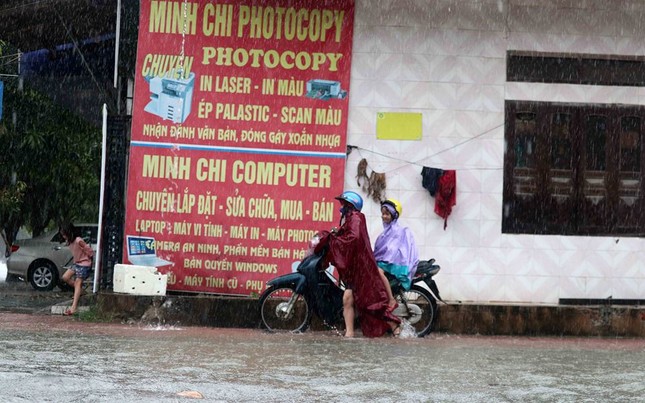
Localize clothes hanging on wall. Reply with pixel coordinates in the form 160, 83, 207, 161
420, 166, 444, 197
356, 158, 387, 203
434, 170, 456, 230
421, 166, 457, 230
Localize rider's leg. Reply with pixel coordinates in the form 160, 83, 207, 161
389, 320, 401, 337
378, 268, 397, 309
343, 289, 355, 337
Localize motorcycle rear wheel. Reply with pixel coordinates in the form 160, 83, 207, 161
397, 285, 437, 337
259, 285, 311, 333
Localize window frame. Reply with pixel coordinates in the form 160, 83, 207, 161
503, 101, 645, 237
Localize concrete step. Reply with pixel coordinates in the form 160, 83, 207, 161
95, 292, 645, 337
51, 300, 90, 315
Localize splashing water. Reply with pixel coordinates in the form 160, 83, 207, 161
323, 321, 345, 337
142, 324, 183, 331
398, 320, 417, 339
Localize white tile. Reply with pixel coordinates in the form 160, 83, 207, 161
480, 219, 503, 248
605, 252, 640, 278
454, 138, 483, 167
456, 168, 481, 193
352, 25, 377, 53
428, 55, 459, 82
615, 8, 645, 38
455, 83, 483, 111
615, 36, 645, 57
346, 133, 375, 152
477, 274, 508, 302
347, 107, 375, 135
503, 233, 536, 249
532, 235, 577, 251
451, 218, 480, 246
639, 278, 645, 299
481, 168, 503, 194
478, 246, 506, 275
451, 246, 480, 274
581, 250, 615, 279
348, 79, 375, 108
480, 193, 502, 220
440, 273, 476, 303
532, 249, 572, 277
559, 276, 587, 299
373, 53, 404, 81
373, 81, 402, 108
428, 1, 460, 30
582, 276, 613, 300
454, 1, 506, 32
403, 27, 436, 54
504, 275, 560, 304
401, 54, 432, 81
350, 53, 376, 80
608, 278, 641, 299
454, 110, 505, 139
426, 110, 456, 137
373, 26, 415, 54
478, 275, 508, 302
474, 31, 508, 58
423, 217, 453, 246
400, 82, 432, 109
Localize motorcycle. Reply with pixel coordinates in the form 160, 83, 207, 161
258, 247, 442, 337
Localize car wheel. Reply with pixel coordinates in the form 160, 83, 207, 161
29, 261, 58, 291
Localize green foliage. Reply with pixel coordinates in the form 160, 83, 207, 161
0, 41, 101, 240
0, 181, 26, 223
77, 304, 116, 323
0, 181, 26, 212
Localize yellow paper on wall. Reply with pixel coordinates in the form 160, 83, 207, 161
376, 112, 422, 140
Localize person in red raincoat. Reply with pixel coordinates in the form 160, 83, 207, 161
316, 191, 401, 338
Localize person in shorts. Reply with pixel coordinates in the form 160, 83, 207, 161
315, 191, 401, 338
60, 223, 94, 316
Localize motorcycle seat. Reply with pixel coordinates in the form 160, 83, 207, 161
415, 259, 440, 277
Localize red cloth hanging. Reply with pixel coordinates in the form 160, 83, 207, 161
434, 170, 456, 230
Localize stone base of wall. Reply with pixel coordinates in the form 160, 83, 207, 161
96, 293, 645, 337
438, 304, 645, 337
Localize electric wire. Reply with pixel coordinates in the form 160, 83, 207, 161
348, 122, 505, 174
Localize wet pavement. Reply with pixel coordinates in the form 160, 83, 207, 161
1, 310, 644, 402
0, 272, 74, 314
2, 264, 645, 402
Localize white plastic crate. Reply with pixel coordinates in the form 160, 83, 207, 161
113, 264, 167, 296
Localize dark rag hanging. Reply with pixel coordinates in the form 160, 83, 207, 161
421, 166, 443, 197
434, 170, 456, 230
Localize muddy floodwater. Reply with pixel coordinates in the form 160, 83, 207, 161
0, 313, 644, 402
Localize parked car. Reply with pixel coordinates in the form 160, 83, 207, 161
7, 224, 98, 291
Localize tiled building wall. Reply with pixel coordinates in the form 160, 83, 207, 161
347, 0, 645, 304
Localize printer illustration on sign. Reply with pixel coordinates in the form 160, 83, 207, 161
144, 71, 195, 124
305, 79, 348, 101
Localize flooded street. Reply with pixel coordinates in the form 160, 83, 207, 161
0, 311, 644, 403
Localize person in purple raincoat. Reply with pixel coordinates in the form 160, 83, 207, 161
374, 198, 419, 311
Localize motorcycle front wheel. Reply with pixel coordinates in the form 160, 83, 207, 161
397, 285, 438, 337
259, 285, 311, 333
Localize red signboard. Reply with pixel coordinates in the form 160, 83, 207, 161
124, 0, 355, 294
